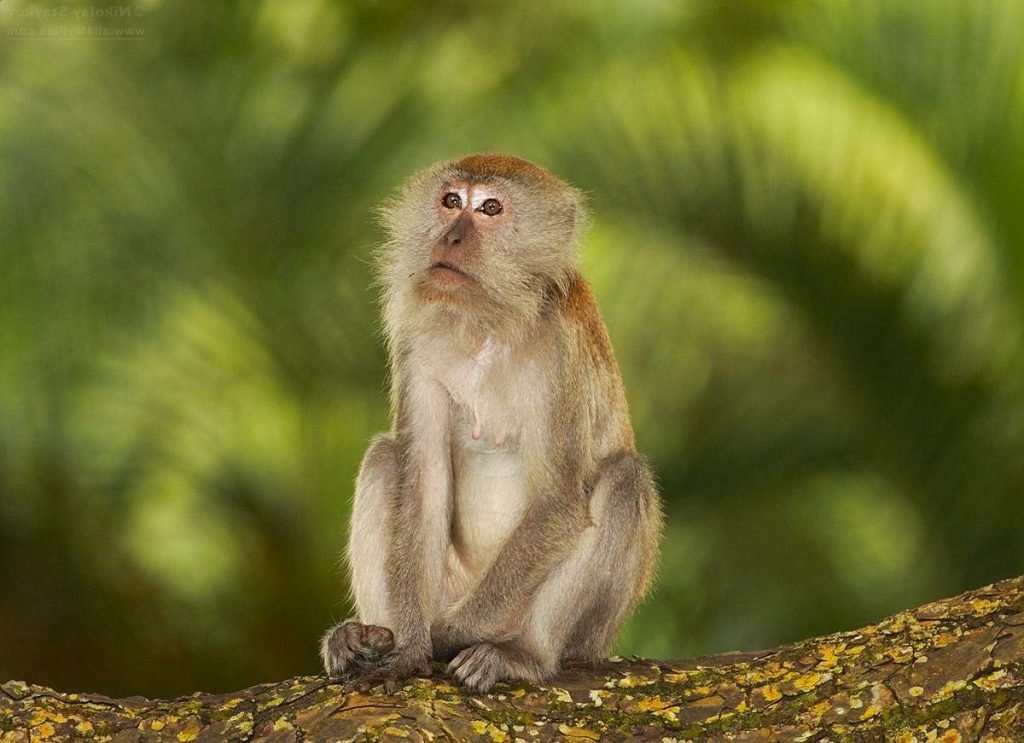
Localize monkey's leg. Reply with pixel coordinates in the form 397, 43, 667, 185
449, 452, 659, 692
321, 434, 399, 677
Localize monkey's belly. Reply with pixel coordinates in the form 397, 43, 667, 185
444, 443, 528, 604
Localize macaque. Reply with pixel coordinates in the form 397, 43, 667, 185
320, 153, 662, 693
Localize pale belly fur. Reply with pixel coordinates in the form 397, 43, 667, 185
427, 336, 529, 609
442, 424, 528, 607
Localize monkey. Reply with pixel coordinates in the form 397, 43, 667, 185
320, 153, 663, 693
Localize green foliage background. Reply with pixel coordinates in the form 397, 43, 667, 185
2, 0, 1024, 697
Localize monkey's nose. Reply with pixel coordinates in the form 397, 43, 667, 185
443, 225, 466, 247
441, 213, 472, 247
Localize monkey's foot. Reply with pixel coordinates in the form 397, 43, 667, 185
448, 641, 543, 693
320, 621, 395, 677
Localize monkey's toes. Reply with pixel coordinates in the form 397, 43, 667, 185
449, 642, 504, 693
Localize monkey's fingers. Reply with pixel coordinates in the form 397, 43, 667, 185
344, 658, 431, 695
359, 624, 396, 656
322, 621, 396, 677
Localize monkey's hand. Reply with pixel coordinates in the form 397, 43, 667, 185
322, 623, 432, 693
320, 621, 395, 678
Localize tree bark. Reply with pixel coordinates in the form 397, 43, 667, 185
2, 576, 1023, 742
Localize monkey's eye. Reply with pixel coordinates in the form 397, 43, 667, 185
442, 193, 462, 209
478, 198, 503, 216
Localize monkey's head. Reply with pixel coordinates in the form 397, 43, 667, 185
379, 153, 585, 338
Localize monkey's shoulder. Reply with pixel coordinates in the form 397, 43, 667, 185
556, 273, 617, 368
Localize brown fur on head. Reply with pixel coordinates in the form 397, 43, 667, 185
378, 153, 587, 342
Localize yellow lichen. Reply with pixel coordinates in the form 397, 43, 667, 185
817, 642, 846, 669
802, 699, 831, 723
75, 721, 94, 735
614, 674, 654, 689
793, 672, 826, 692
935, 679, 967, 699
736, 670, 765, 685
969, 598, 1000, 616
860, 704, 881, 721
557, 724, 599, 740
30, 711, 68, 726
758, 684, 783, 702
382, 727, 410, 737
938, 731, 962, 743
34, 723, 55, 739
889, 646, 914, 663
472, 720, 508, 742
488, 726, 510, 741
549, 688, 573, 703
273, 718, 294, 731
973, 669, 1008, 692
909, 686, 925, 697
653, 706, 680, 722
176, 718, 202, 741
663, 670, 702, 684
630, 695, 671, 713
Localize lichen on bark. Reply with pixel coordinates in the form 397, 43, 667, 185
3, 576, 1024, 741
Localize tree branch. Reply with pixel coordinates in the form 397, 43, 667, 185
3, 576, 1024, 741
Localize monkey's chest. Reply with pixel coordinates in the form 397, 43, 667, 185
434, 343, 530, 599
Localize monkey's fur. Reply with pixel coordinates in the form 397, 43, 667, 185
321, 154, 662, 693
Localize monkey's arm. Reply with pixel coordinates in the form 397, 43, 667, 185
440, 482, 590, 643
383, 376, 453, 671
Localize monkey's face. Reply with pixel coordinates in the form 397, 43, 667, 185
380, 155, 584, 330
415, 179, 511, 302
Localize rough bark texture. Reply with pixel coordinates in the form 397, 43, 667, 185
3, 577, 1024, 742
